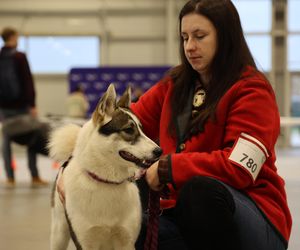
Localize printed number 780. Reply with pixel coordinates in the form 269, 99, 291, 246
240, 153, 257, 173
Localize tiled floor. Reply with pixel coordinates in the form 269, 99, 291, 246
0, 144, 299, 250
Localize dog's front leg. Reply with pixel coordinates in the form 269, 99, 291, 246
110, 226, 136, 250
50, 194, 71, 250
112, 240, 135, 250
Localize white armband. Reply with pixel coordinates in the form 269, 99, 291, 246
228, 133, 269, 181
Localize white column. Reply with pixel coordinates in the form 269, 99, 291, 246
165, 0, 176, 65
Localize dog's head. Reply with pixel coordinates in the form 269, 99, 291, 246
74, 84, 162, 182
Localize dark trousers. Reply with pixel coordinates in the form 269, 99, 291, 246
135, 176, 286, 250
1, 108, 39, 180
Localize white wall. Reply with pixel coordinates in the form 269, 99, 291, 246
0, 0, 184, 116
34, 75, 69, 116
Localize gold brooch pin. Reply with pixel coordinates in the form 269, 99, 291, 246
193, 89, 206, 108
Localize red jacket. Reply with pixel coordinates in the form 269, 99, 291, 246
131, 67, 292, 243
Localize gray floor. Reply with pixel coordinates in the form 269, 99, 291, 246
0, 145, 299, 250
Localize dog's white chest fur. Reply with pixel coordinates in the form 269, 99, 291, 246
65, 165, 141, 226
64, 165, 141, 250
51, 163, 142, 250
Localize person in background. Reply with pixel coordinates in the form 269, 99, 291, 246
66, 85, 89, 118
131, 0, 292, 249
0, 27, 48, 187
132, 86, 144, 103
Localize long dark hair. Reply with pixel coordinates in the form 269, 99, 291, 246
168, 0, 257, 137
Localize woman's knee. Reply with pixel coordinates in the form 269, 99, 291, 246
174, 176, 239, 249
176, 176, 235, 215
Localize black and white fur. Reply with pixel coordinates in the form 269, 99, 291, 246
48, 84, 161, 250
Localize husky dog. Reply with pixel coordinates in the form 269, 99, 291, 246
48, 84, 162, 250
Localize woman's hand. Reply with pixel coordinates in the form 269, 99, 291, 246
56, 167, 66, 205
145, 161, 164, 191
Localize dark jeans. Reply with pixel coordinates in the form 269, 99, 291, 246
1, 108, 39, 180
135, 176, 286, 250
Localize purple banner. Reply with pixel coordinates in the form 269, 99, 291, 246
69, 66, 170, 116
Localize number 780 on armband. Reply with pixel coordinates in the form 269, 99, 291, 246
228, 133, 269, 181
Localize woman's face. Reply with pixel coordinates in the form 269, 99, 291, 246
181, 13, 217, 77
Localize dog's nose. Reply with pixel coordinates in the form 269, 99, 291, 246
153, 147, 163, 158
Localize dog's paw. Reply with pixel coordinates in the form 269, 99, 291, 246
48, 124, 81, 162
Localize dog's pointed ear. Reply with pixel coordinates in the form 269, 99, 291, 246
92, 84, 116, 125
117, 85, 131, 108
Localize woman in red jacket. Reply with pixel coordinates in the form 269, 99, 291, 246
133, 0, 292, 249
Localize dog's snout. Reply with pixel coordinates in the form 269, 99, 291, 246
153, 147, 162, 158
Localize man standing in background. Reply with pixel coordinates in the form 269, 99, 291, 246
0, 27, 47, 187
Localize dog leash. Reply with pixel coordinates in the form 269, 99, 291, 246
144, 190, 160, 250
61, 156, 72, 170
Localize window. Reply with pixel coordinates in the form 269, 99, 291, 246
232, 0, 271, 72
288, 0, 300, 32
232, 0, 271, 32
246, 35, 271, 72
1, 36, 100, 74
288, 0, 300, 71
288, 35, 300, 71
287, 0, 300, 146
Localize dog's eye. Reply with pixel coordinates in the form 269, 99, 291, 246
123, 127, 135, 135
